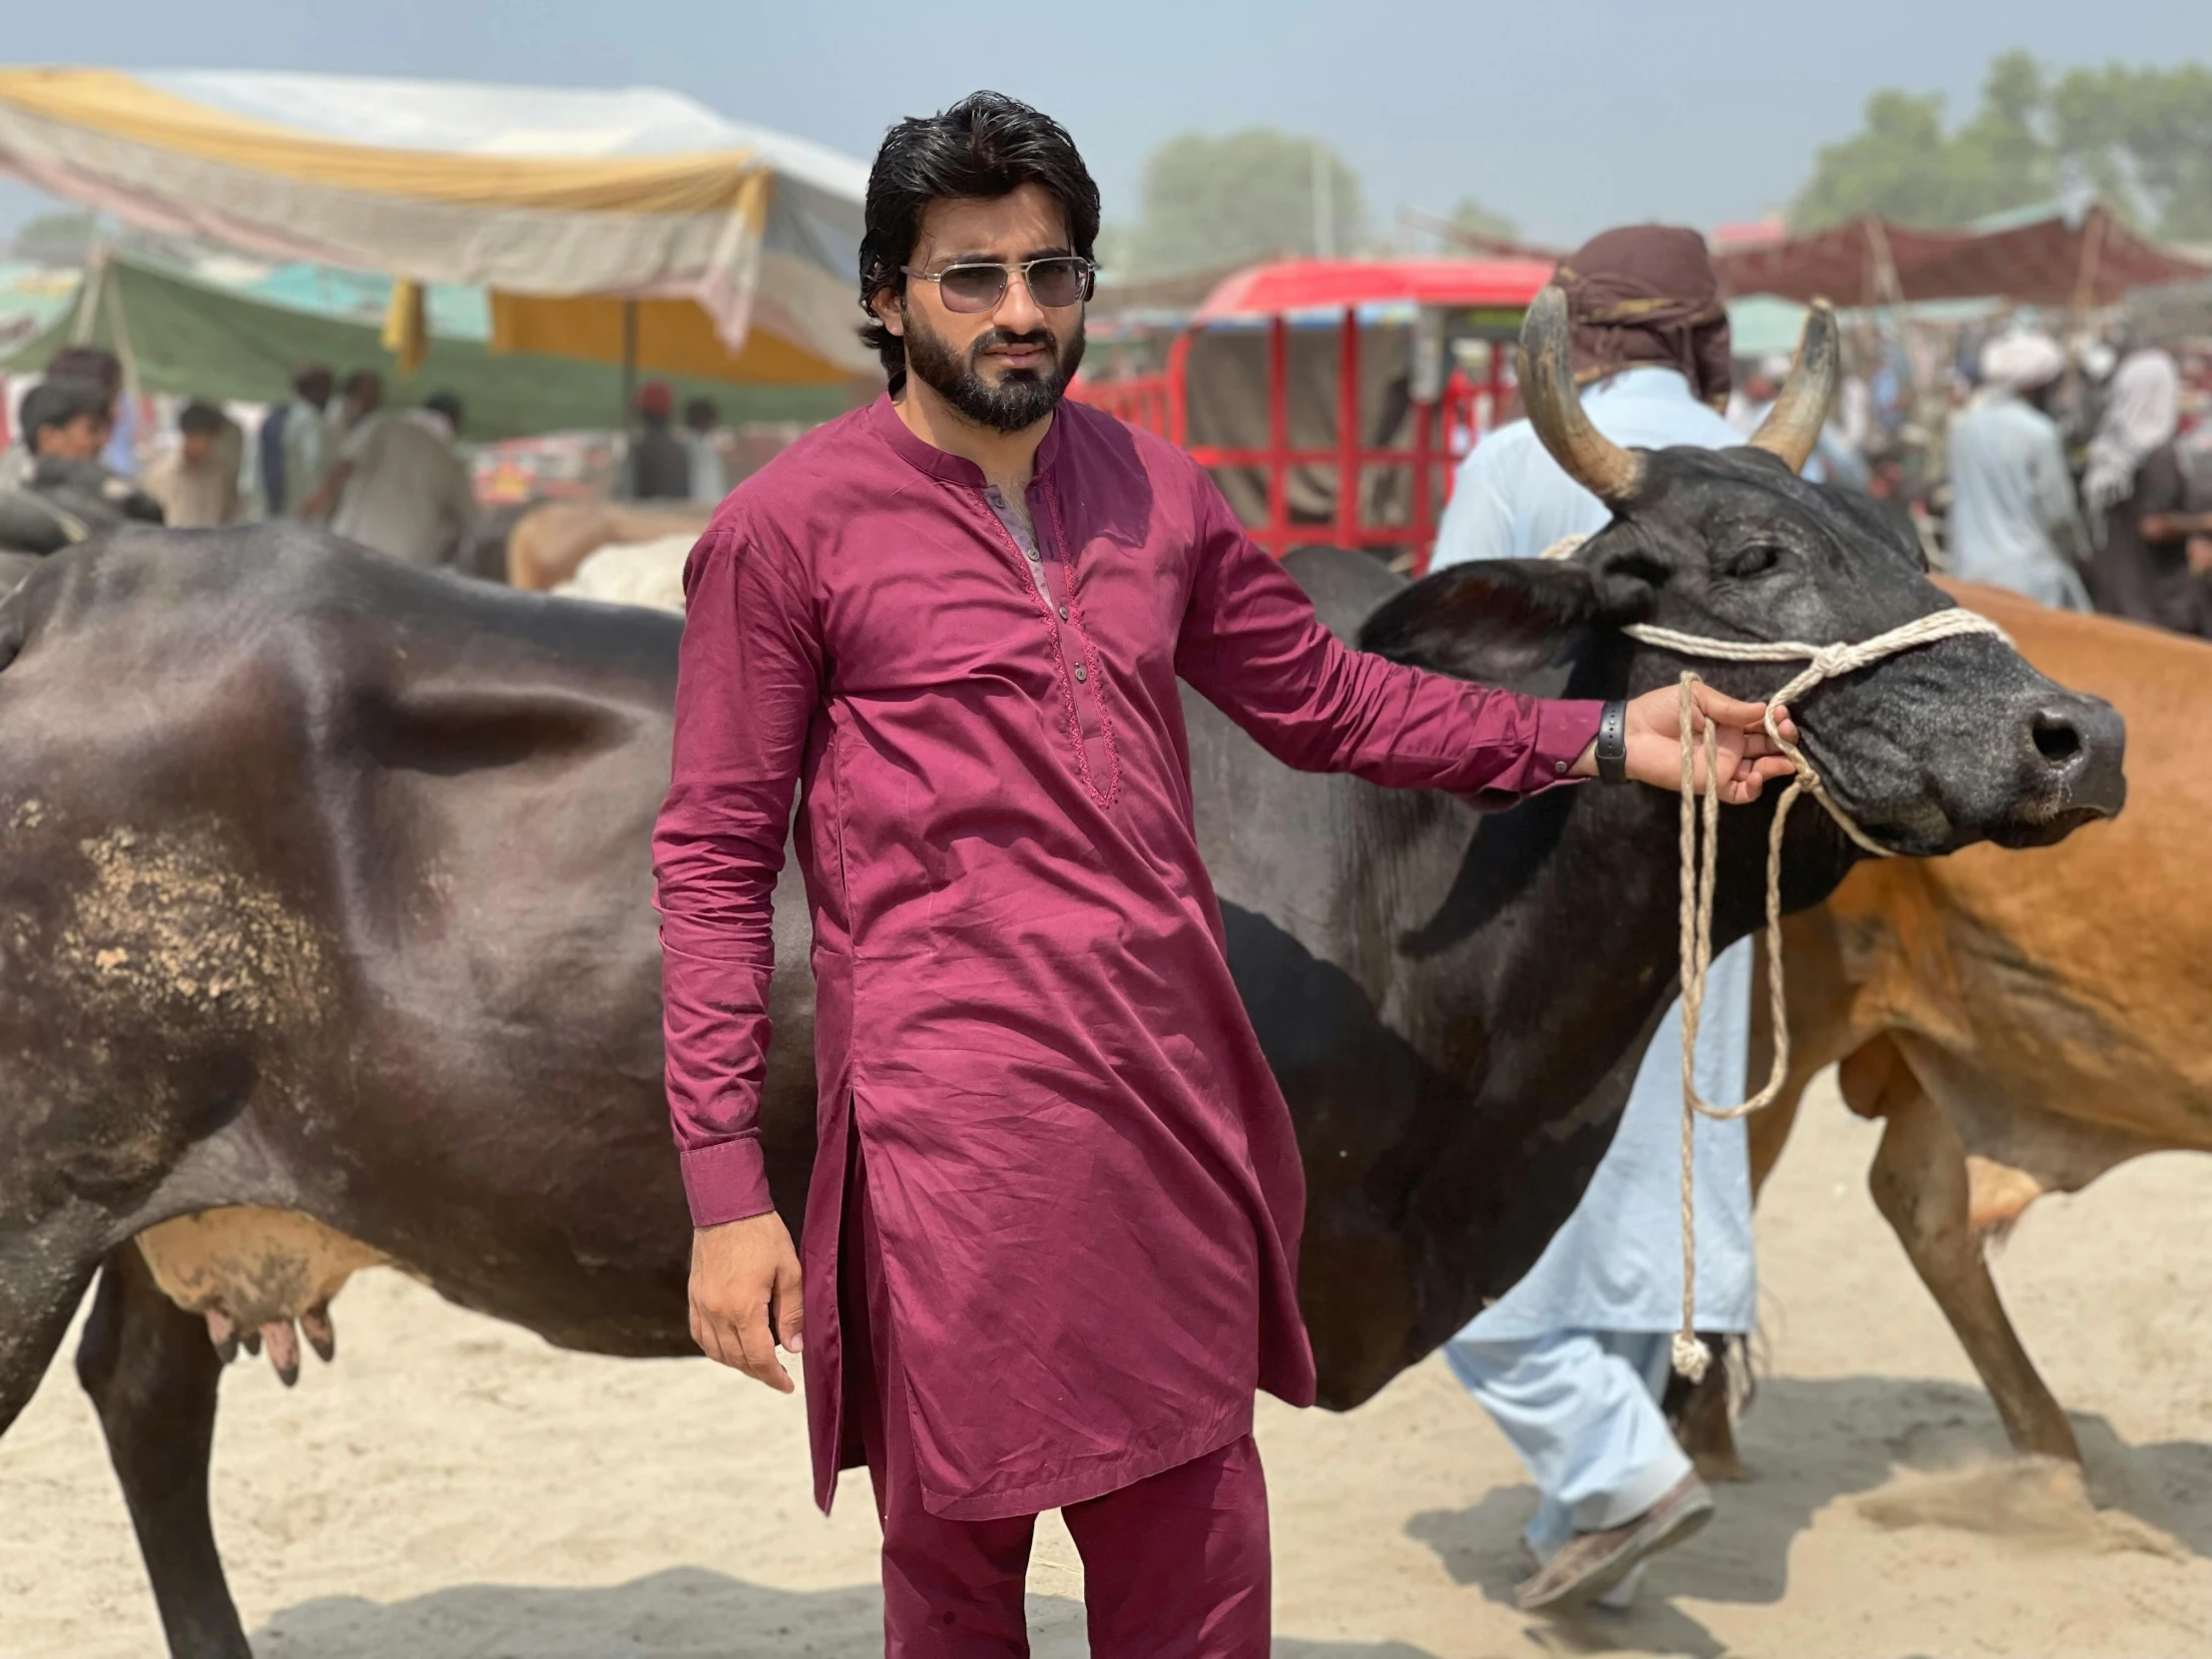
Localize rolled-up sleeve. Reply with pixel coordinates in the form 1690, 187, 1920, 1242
1174, 475, 1602, 800
652, 521, 822, 1227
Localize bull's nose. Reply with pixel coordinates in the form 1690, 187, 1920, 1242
2025, 693, 2127, 816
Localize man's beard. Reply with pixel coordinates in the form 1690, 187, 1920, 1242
903, 312, 1086, 434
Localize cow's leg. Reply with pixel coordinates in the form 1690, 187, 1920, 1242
1857, 1046, 2080, 1463
76, 1242, 250, 1659
0, 1206, 106, 1437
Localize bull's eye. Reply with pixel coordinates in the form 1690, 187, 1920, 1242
1728, 543, 1783, 579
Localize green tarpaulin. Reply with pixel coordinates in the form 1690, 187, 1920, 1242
1, 253, 849, 441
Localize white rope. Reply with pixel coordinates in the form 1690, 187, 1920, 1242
1532, 536, 2012, 1380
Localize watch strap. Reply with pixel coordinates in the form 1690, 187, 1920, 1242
1595, 700, 1629, 784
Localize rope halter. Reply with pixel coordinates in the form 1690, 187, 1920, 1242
1539, 536, 2013, 1380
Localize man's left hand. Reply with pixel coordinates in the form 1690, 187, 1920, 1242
1574, 683, 1800, 805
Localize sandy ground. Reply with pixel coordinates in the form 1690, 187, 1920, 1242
4, 1072, 2209, 1659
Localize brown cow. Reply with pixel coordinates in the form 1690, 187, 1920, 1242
1702, 582, 2205, 1467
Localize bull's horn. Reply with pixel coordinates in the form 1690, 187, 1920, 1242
1516, 284, 1645, 507
1747, 299, 1840, 473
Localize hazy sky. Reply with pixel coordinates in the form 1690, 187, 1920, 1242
4, 2, 2207, 249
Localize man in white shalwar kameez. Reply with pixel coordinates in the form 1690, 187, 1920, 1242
1430, 224, 1757, 1615
1945, 331, 2090, 611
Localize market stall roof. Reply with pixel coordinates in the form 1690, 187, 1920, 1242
0, 247, 848, 440
1192, 257, 1556, 322
1713, 203, 2210, 309
0, 67, 872, 380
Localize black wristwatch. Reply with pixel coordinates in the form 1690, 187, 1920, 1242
1594, 700, 1629, 784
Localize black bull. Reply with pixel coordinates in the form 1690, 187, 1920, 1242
0, 501, 2119, 1654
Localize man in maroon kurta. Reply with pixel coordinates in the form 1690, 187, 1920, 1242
654, 93, 1790, 1656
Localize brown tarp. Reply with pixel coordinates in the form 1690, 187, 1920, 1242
1714, 205, 2209, 308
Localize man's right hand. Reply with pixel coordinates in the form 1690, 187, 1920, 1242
689, 1211, 805, 1393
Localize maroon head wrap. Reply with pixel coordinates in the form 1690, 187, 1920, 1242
1553, 226, 1732, 409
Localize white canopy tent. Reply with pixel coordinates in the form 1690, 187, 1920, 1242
0, 68, 874, 384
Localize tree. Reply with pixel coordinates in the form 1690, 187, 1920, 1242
1791, 57, 2052, 232
1792, 50, 2212, 241
1125, 130, 1367, 279
1948, 51, 2054, 213
2050, 61, 2212, 241
1091, 221, 1134, 277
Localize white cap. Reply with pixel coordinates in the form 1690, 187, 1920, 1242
1979, 331, 2065, 392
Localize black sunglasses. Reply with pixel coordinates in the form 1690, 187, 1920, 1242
901, 256, 1097, 314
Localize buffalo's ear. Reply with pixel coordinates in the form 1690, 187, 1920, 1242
1583, 534, 1672, 625
1358, 557, 1600, 682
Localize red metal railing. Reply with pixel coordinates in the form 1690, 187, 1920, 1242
1072, 307, 1512, 576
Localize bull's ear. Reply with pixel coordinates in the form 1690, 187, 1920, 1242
1359, 557, 1600, 681
1583, 540, 1673, 625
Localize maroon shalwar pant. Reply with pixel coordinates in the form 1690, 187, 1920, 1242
838, 1143, 1272, 1657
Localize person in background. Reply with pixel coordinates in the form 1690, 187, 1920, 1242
1837, 350, 1876, 457
1868, 332, 1910, 439
325, 368, 385, 455
1724, 353, 1788, 437
258, 364, 334, 520
623, 381, 691, 499
2136, 504, 2212, 588
682, 395, 728, 504
1431, 225, 1757, 1616
320, 390, 475, 568
1943, 332, 2088, 611
1730, 349, 1866, 488
45, 344, 135, 477
2082, 339, 2199, 634
296, 370, 388, 523
145, 400, 246, 529
0, 376, 165, 553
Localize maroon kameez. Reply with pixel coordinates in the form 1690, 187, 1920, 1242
654, 395, 1601, 1520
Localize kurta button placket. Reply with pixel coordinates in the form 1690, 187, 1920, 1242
980, 479, 1116, 793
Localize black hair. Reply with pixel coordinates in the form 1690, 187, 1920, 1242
293, 363, 334, 398
858, 91, 1100, 394
45, 344, 121, 394
342, 368, 383, 397
22, 376, 112, 440
178, 399, 227, 436
684, 396, 719, 430
424, 391, 464, 433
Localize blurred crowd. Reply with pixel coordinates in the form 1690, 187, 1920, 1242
1742, 315, 2212, 639
4, 319, 2208, 647
0, 347, 473, 565
0, 351, 739, 567
1936, 322, 2211, 636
